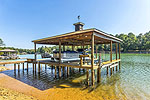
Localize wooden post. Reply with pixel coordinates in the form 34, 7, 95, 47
110, 68, 112, 75
113, 67, 114, 72
72, 45, 74, 51
14, 64, 16, 71
97, 68, 101, 82
63, 45, 65, 51
18, 64, 20, 72
110, 41, 112, 62
83, 44, 85, 72
23, 63, 24, 71
91, 33, 95, 86
97, 53, 101, 82
116, 43, 118, 71
41, 64, 42, 70
96, 45, 98, 59
116, 43, 118, 60
33, 63, 34, 72
107, 67, 109, 75
45, 64, 47, 70
98, 53, 101, 66
35, 63, 36, 72
110, 41, 112, 75
35, 63, 36, 71
38, 62, 40, 73
14, 64, 16, 77
79, 57, 83, 72
59, 40, 61, 78
34, 43, 37, 61
67, 67, 69, 77
119, 43, 121, 70
86, 69, 89, 85
63, 67, 65, 76
55, 66, 57, 78
27, 62, 29, 72
51, 65, 53, 74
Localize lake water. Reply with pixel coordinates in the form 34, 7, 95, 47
1, 54, 150, 99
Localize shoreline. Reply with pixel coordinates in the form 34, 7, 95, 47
0, 86, 38, 100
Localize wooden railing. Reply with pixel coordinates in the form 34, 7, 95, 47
79, 55, 89, 67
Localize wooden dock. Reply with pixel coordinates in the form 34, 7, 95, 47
0, 57, 121, 86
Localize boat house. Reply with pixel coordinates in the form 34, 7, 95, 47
32, 22, 122, 86
0, 49, 18, 60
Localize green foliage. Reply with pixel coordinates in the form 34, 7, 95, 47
0, 46, 35, 54
0, 38, 4, 46
115, 31, 150, 52
1, 31, 150, 54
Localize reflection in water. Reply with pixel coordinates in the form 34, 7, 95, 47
0, 54, 150, 99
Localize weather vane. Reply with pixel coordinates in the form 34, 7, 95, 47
77, 15, 80, 21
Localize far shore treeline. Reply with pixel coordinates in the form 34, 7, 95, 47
0, 31, 150, 54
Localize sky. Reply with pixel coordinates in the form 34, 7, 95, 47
0, 0, 150, 49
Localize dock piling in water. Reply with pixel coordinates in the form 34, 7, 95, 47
18, 64, 20, 72
23, 63, 24, 71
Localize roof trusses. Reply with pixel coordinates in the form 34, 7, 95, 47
32, 28, 122, 45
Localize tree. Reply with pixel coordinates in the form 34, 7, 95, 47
0, 38, 4, 46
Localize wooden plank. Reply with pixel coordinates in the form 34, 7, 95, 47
32, 29, 93, 42
101, 59, 121, 66
79, 55, 89, 58
39, 61, 98, 69
110, 63, 118, 68
101, 63, 112, 68
94, 32, 121, 43
0, 60, 26, 65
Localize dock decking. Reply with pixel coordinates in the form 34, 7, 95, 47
0, 58, 121, 86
